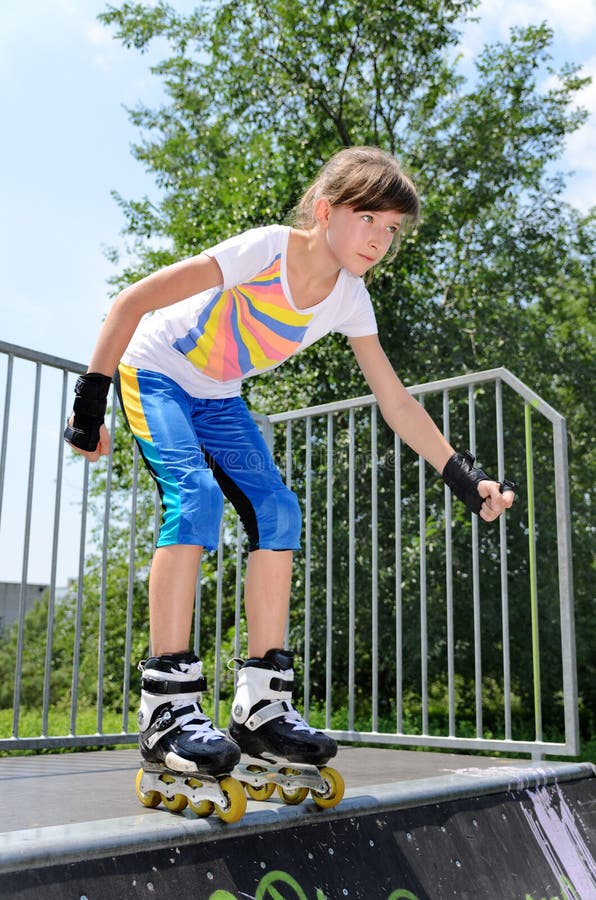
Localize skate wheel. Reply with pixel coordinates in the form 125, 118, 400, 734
135, 768, 161, 808
215, 776, 247, 824
159, 773, 188, 812
244, 765, 276, 801
246, 782, 276, 801
277, 784, 309, 804
277, 768, 309, 805
186, 778, 215, 817
189, 799, 215, 817
311, 766, 345, 809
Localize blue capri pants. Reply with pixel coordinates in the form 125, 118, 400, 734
115, 365, 302, 552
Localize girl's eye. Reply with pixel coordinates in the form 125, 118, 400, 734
361, 214, 399, 234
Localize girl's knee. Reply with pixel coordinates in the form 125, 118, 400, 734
160, 470, 224, 548
253, 487, 302, 551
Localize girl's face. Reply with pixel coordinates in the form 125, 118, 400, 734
322, 203, 404, 276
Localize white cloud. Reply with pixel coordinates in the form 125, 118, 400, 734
532, 0, 596, 43
468, 0, 596, 45
565, 55, 596, 162
457, 0, 596, 73
83, 19, 118, 71
86, 21, 110, 46
456, 1, 596, 210
561, 55, 596, 211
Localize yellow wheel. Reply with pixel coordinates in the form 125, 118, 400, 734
159, 773, 188, 812
244, 765, 276, 801
277, 768, 309, 805
135, 768, 161, 808
246, 782, 276, 801
189, 798, 215, 817
311, 766, 345, 809
186, 778, 215, 817
215, 776, 247, 824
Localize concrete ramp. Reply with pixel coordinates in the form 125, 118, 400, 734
1, 751, 594, 899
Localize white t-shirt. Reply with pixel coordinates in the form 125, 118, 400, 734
122, 224, 378, 398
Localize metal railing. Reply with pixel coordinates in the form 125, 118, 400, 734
0, 341, 578, 757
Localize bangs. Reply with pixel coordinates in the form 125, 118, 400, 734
334, 163, 419, 222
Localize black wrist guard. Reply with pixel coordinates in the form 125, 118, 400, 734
442, 450, 491, 515
64, 373, 112, 452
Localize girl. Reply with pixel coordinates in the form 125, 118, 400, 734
65, 146, 515, 782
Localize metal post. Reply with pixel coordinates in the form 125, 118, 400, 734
525, 403, 542, 742
371, 404, 379, 733
443, 390, 455, 737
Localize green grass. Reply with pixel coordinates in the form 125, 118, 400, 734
0, 697, 232, 755
306, 706, 595, 763
0, 706, 138, 755
1, 704, 593, 763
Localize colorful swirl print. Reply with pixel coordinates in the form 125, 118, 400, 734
173, 253, 312, 381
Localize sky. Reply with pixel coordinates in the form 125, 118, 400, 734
0, 0, 594, 586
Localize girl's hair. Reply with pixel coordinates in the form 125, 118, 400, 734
292, 146, 420, 252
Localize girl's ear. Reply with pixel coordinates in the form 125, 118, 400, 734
313, 196, 332, 227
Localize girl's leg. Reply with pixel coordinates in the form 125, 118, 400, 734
200, 400, 336, 764
149, 544, 203, 655
244, 549, 293, 657
193, 397, 301, 657
115, 366, 224, 655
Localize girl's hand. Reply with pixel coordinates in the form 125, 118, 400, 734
477, 480, 516, 522
442, 451, 517, 519
65, 419, 111, 462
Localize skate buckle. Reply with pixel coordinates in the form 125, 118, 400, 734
155, 709, 175, 730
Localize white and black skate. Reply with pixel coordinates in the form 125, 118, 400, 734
228, 649, 345, 809
135, 652, 246, 822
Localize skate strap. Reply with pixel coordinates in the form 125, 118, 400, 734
270, 676, 294, 693
245, 699, 290, 731
142, 675, 207, 695
244, 699, 318, 733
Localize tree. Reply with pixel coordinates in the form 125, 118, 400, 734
4, 1, 589, 747
94, 1, 593, 744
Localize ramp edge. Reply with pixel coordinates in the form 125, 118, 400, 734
1, 760, 593, 874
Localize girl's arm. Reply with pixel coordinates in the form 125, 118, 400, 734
88, 253, 223, 376
349, 334, 515, 522
65, 253, 223, 461
349, 334, 452, 471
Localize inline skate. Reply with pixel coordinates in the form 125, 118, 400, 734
229, 649, 345, 809
135, 652, 246, 823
